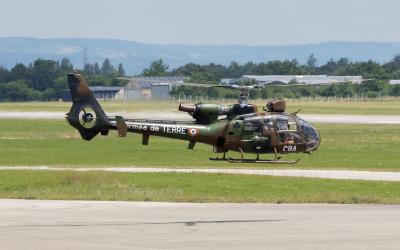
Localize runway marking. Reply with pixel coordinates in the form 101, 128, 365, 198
1, 166, 400, 181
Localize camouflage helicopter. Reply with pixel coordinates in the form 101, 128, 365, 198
66, 73, 320, 164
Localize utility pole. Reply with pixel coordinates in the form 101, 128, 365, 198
83, 47, 88, 66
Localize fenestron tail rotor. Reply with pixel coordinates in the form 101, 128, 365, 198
78, 107, 97, 129
66, 73, 111, 140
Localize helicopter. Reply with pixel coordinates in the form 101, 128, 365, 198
66, 72, 321, 164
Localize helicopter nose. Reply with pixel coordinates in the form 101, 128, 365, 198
299, 118, 320, 152
305, 126, 320, 152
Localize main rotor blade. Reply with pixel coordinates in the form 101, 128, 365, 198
116, 77, 374, 90
173, 82, 260, 91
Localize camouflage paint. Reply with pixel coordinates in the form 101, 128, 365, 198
66, 73, 320, 157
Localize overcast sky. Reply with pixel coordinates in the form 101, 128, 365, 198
1, 0, 399, 45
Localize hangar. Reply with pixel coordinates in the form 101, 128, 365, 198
123, 76, 185, 100
61, 86, 123, 101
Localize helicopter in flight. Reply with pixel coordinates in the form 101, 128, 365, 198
66, 72, 320, 164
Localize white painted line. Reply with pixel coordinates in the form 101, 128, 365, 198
1, 166, 400, 181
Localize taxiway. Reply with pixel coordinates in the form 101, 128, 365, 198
0, 200, 399, 249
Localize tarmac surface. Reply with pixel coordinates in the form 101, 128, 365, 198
0, 200, 399, 250
1, 111, 400, 124
1, 166, 400, 181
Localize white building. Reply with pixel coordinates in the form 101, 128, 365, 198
389, 80, 400, 85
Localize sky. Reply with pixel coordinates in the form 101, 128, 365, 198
1, 0, 399, 45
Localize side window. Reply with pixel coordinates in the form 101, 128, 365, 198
264, 117, 273, 132
287, 119, 298, 131
243, 121, 254, 131
277, 117, 297, 131
263, 117, 274, 135
251, 118, 262, 133
277, 119, 288, 131
276, 116, 302, 144
243, 117, 262, 132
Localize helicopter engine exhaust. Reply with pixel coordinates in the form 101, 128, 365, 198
178, 104, 196, 113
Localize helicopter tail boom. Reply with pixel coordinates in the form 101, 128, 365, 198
66, 73, 112, 140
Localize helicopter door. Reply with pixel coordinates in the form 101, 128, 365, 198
241, 117, 272, 152
274, 115, 305, 153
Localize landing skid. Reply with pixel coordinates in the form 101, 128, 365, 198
209, 157, 228, 161
227, 158, 300, 164
209, 152, 227, 161
209, 147, 300, 164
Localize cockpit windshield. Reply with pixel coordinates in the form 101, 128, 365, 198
298, 118, 320, 152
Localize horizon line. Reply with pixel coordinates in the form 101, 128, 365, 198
1, 36, 400, 47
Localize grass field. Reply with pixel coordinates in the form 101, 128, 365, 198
0, 117, 399, 204
0, 119, 399, 170
0, 100, 399, 115
1, 170, 400, 204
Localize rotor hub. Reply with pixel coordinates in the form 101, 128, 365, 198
83, 112, 94, 123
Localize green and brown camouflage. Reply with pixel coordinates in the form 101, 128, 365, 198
66, 73, 320, 163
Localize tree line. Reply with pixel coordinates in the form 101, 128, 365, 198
0, 58, 125, 101
144, 56, 400, 99
2, 55, 400, 101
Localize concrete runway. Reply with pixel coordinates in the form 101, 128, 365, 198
1, 111, 400, 124
0, 200, 400, 250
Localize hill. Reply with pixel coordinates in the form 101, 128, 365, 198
1, 37, 400, 74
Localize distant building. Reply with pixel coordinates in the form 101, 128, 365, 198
123, 76, 185, 100
62, 86, 123, 101
389, 80, 400, 85
90, 86, 124, 100
220, 78, 236, 85
240, 75, 363, 85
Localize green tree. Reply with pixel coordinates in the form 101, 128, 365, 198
142, 59, 169, 76
84, 64, 95, 76
0, 80, 41, 101
11, 63, 28, 80
0, 66, 12, 83
306, 54, 317, 74
29, 59, 59, 91
390, 84, 400, 96
101, 59, 114, 76
94, 62, 101, 75
117, 63, 125, 76
60, 58, 73, 73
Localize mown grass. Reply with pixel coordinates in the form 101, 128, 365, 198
285, 100, 400, 115
0, 100, 399, 115
1, 170, 400, 204
0, 119, 399, 170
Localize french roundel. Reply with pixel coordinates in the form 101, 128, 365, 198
188, 128, 199, 136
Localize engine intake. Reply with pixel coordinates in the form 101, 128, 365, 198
266, 99, 286, 112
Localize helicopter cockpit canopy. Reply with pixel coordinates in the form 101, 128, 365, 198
275, 114, 320, 152
298, 117, 320, 152
241, 113, 320, 153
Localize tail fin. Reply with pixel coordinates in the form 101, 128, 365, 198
66, 73, 111, 140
